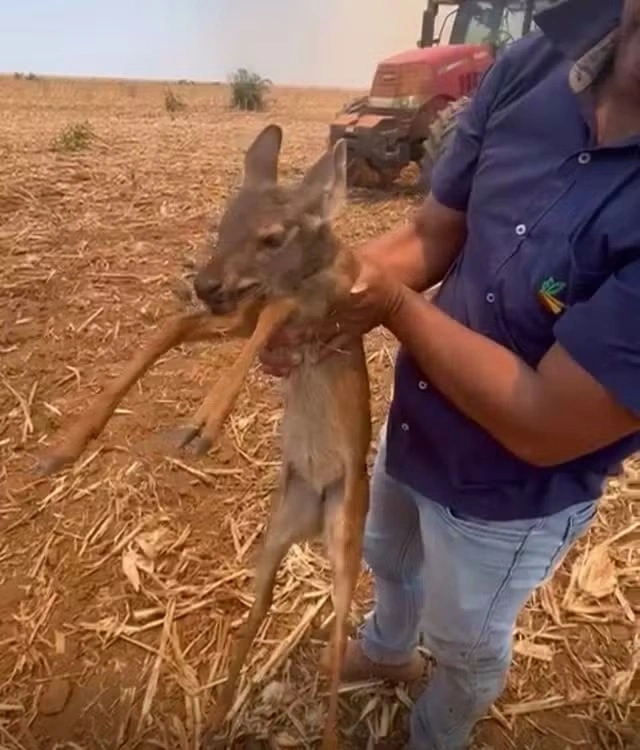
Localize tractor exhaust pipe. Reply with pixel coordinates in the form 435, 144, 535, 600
418, 7, 437, 48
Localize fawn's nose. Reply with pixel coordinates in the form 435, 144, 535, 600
194, 273, 223, 305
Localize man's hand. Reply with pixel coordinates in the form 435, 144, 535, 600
259, 258, 405, 377
259, 193, 467, 378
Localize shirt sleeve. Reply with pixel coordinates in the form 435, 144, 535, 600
429, 51, 515, 212
553, 257, 640, 417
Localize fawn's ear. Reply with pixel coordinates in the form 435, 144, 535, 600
242, 124, 283, 187
299, 139, 347, 224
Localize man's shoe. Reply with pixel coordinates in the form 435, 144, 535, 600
319, 637, 424, 683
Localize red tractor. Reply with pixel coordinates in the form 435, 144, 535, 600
329, 0, 559, 189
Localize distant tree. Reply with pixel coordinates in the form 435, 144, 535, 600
229, 68, 271, 112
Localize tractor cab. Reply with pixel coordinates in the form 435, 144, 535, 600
330, 0, 561, 188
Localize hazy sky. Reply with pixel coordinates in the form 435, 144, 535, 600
0, 0, 433, 88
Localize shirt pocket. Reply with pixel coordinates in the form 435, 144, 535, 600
566, 238, 610, 301
493, 233, 574, 366
494, 221, 614, 366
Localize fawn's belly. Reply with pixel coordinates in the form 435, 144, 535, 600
281, 362, 348, 492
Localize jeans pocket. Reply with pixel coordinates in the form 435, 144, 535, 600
567, 500, 598, 534
443, 506, 544, 543
542, 501, 597, 581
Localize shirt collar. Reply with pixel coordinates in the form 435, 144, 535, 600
534, 0, 623, 93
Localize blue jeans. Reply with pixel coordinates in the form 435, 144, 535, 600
359, 431, 597, 750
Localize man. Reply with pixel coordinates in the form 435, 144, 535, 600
261, 0, 640, 747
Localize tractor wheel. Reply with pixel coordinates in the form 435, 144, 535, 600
346, 153, 400, 189
420, 96, 470, 191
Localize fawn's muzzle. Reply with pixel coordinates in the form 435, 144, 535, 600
194, 272, 260, 314
194, 273, 221, 301
193, 273, 230, 313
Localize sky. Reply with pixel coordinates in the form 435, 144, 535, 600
0, 0, 436, 88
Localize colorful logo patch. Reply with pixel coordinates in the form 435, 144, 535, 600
537, 277, 566, 315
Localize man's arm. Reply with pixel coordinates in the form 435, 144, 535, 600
385, 259, 640, 467
259, 49, 512, 375
359, 195, 467, 293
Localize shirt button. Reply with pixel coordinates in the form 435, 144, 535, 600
486, 292, 496, 303
418, 380, 428, 390
578, 152, 591, 165
401, 422, 410, 432
515, 224, 527, 236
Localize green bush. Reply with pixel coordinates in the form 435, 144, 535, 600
52, 122, 94, 153
229, 68, 271, 112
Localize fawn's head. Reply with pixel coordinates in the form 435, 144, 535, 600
194, 124, 347, 315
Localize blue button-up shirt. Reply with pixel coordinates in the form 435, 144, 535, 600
386, 0, 640, 521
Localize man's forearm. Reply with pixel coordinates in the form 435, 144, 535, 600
385, 286, 557, 465
382, 259, 640, 468
359, 197, 467, 293
358, 222, 434, 291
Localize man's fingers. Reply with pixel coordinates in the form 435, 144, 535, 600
259, 357, 293, 377
315, 317, 341, 343
309, 333, 354, 364
327, 332, 355, 353
262, 363, 292, 378
265, 323, 309, 349
258, 345, 301, 376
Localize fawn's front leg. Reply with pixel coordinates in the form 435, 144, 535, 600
177, 297, 297, 455
202, 467, 323, 743
322, 466, 370, 750
37, 306, 257, 476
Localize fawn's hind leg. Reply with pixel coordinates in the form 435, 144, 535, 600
205, 466, 323, 734
321, 466, 370, 750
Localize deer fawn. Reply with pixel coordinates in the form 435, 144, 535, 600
190, 125, 371, 748
38, 124, 372, 749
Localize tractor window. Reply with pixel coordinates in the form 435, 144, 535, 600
526, 0, 561, 31
459, 1, 500, 45
452, 1, 561, 47
503, 1, 559, 36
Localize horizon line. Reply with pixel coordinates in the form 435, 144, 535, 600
1, 70, 368, 92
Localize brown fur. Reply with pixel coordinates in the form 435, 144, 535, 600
190, 126, 371, 749
35, 305, 263, 475
38, 125, 372, 749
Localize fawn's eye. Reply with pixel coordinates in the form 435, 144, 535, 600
257, 223, 285, 250
257, 223, 300, 251
261, 232, 282, 249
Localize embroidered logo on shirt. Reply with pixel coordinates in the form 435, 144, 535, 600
538, 277, 566, 314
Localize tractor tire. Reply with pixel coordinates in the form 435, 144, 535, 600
346, 153, 400, 189
420, 96, 470, 192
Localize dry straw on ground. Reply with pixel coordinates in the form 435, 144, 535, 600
0, 75, 638, 749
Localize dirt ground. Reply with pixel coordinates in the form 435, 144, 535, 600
0, 75, 638, 750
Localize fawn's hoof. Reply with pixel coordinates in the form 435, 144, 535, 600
191, 435, 212, 455
35, 452, 70, 477
198, 727, 226, 749
200, 731, 267, 750
172, 425, 201, 449
199, 706, 233, 749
